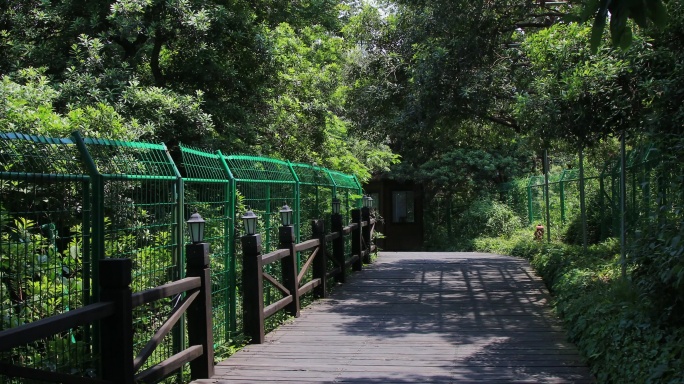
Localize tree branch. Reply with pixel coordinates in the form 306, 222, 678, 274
150, 30, 166, 86
110, 34, 149, 60
485, 115, 520, 132
528, 12, 566, 18
514, 22, 554, 28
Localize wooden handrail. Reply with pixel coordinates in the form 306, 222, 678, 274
297, 246, 320, 284
0, 253, 214, 384
295, 238, 320, 252
264, 296, 294, 318
134, 345, 204, 383
297, 278, 321, 297
131, 277, 201, 308
261, 248, 290, 266
0, 302, 114, 352
263, 272, 290, 296
133, 289, 200, 371
240, 213, 377, 345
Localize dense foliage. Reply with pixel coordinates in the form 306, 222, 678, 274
3, 0, 684, 382
474, 234, 684, 383
0, 0, 398, 178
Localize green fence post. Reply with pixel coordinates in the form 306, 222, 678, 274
642, 155, 651, 221
559, 172, 566, 223
544, 150, 551, 242
217, 150, 237, 337
447, 197, 452, 239
287, 161, 301, 245
72, 131, 103, 298
620, 132, 627, 278
527, 178, 533, 225
599, 169, 606, 240
265, 184, 271, 254
165, 143, 186, 361
579, 147, 588, 250
72, 131, 104, 366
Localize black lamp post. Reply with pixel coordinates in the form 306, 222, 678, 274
240, 208, 264, 343
183, 210, 213, 379
278, 203, 299, 317
186, 210, 210, 265
331, 197, 345, 283
361, 196, 372, 264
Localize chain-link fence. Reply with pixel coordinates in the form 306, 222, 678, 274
1, 132, 363, 382
500, 144, 661, 245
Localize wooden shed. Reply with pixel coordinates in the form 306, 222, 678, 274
364, 178, 424, 251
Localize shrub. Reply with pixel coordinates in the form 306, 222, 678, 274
473, 235, 684, 383
456, 198, 522, 240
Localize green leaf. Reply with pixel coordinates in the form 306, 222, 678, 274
581, 0, 602, 22
646, 0, 668, 26
618, 24, 633, 50
590, 0, 610, 53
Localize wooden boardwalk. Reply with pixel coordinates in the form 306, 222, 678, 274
194, 252, 594, 383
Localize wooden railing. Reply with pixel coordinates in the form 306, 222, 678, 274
241, 207, 376, 344
0, 252, 213, 384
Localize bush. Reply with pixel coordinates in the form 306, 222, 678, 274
456, 198, 522, 240
563, 188, 610, 246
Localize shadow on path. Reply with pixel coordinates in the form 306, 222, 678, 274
203, 252, 594, 384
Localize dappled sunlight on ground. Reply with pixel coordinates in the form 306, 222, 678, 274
198, 252, 593, 384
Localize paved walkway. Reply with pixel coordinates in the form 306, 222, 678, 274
194, 252, 594, 383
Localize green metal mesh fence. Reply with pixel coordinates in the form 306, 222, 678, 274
327, 170, 362, 264
76, 135, 183, 375
498, 144, 662, 245
1, 131, 364, 382
289, 163, 331, 242
598, 146, 659, 239
0, 133, 96, 380
0, 134, 97, 382
179, 144, 236, 353
222, 155, 297, 318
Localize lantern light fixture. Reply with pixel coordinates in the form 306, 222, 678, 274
332, 198, 341, 215
242, 209, 258, 235
363, 195, 373, 209
279, 204, 293, 226
186, 210, 206, 244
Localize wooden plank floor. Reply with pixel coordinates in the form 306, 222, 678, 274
193, 252, 594, 383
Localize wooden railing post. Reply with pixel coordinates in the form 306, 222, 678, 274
186, 242, 214, 379
241, 234, 265, 344
312, 219, 327, 298
99, 258, 134, 384
362, 207, 372, 264
279, 225, 300, 317
331, 212, 346, 283
351, 209, 362, 272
